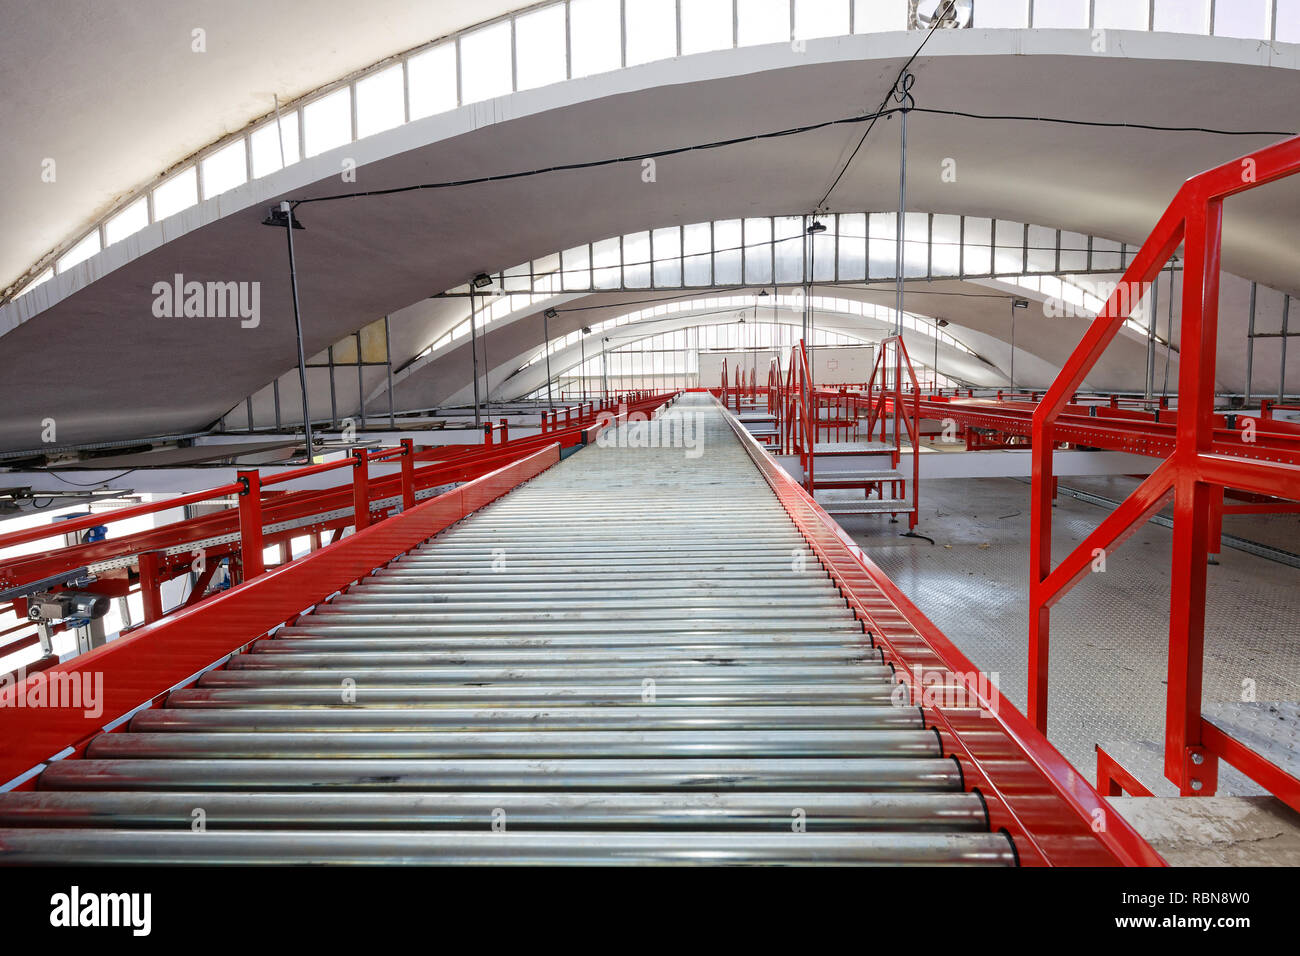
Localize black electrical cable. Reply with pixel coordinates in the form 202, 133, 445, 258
848, 285, 1014, 300
551, 289, 756, 313
292, 107, 906, 207
44, 469, 136, 487
912, 107, 1295, 138
815, 0, 957, 210
284, 108, 1286, 211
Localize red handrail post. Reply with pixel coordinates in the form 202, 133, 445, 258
499, 418, 509, 443
1162, 196, 1226, 793
138, 551, 165, 624
352, 450, 371, 531
1026, 136, 1300, 806
237, 469, 265, 580
400, 439, 416, 511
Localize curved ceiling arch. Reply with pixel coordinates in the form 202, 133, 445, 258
0, 30, 1296, 451
480, 302, 1008, 404
6, 4, 1296, 302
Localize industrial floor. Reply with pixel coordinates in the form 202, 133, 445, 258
842, 475, 1300, 788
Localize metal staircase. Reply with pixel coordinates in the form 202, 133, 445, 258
783, 339, 918, 526
0, 394, 1012, 864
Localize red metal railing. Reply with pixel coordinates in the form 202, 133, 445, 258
1029, 133, 1300, 808
782, 341, 818, 488
0, 393, 674, 661
0, 443, 563, 787
766, 356, 783, 425
864, 335, 920, 530
721, 408, 1163, 866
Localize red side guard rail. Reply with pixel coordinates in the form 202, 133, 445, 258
0, 443, 562, 787
1029, 134, 1300, 806
722, 402, 1163, 866
783, 341, 817, 487
865, 335, 921, 530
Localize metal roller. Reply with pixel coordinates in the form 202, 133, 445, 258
2, 397, 1013, 866
0, 830, 1017, 866
229, 648, 875, 667
128, 705, 924, 733
253, 634, 873, 651
0, 791, 983, 831
37, 757, 965, 792
274, 623, 868, 638
163, 683, 905, 707
84, 729, 943, 760
195, 664, 892, 685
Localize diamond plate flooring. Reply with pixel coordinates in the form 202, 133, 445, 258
836, 477, 1300, 779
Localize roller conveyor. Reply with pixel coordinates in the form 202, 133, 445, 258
0, 395, 1016, 865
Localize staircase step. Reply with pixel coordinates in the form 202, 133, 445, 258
812, 470, 904, 485
813, 491, 914, 515
815, 441, 895, 456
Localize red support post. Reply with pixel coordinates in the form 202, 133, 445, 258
1162, 196, 1225, 795
237, 469, 265, 580
352, 450, 371, 531
137, 551, 165, 624
400, 438, 416, 511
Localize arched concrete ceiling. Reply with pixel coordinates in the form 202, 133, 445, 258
0, 0, 520, 293
3, 30, 1298, 451
377, 278, 1162, 412
464, 306, 1014, 405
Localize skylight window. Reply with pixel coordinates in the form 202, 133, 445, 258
460, 22, 513, 103
200, 139, 247, 199
408, 44, 458, 119
303, 87, 352, 158
56, 231, 101, 272
516, 5, 567, 88
570, 0, 622, 78
854, 0, 907, 31
250, 112, 300, 178
1213, 0, 1270, 39
1154, 0, 1210, 34
105, 197, 148, 246
974, 0, 1030, 28
17, 268, 54, 297
152, 166, 198, 220
1033, 0, 1089, 28
1280, 0, 1300, 41
1093, 0, 1150, 30
356, 64, 405, 137
738, 0, 790, 46
681, 0, 733, 53
625, 0, 677, 65
795, 0, 849, 40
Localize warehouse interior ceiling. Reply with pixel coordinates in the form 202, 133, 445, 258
0, 0, 521, 290
1, 27, 1298, 451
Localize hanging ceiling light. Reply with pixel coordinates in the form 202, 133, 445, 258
543, 307, 558, 319
806, 220, 827, 235
471, 273, 493, 289
915, 0, 973, 29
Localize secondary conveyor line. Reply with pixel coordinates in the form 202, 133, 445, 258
0, 395, 1015, 864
